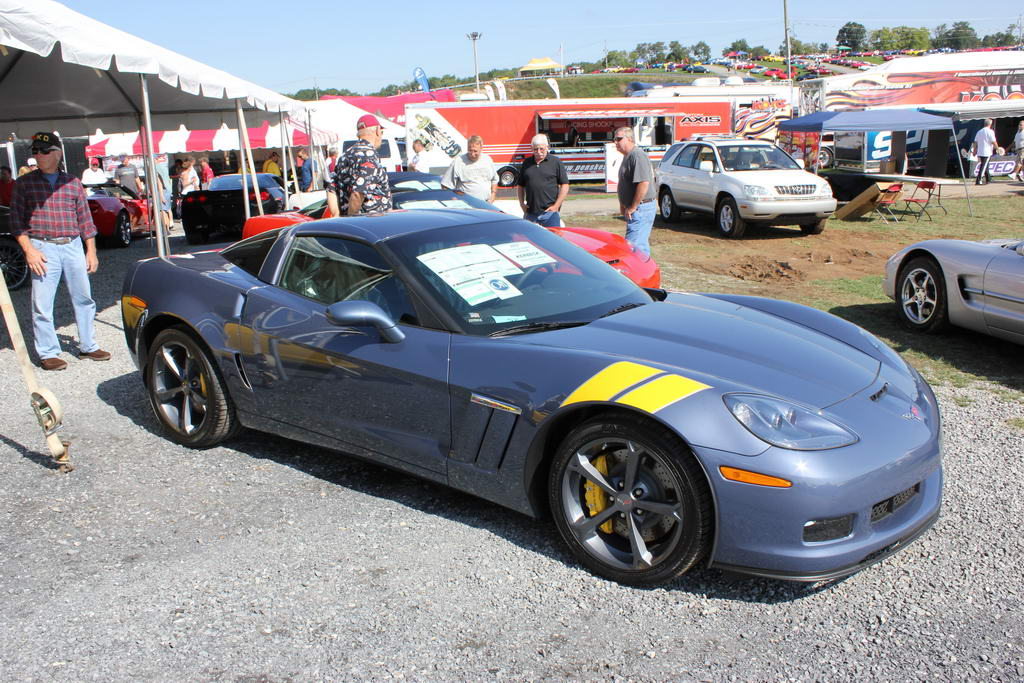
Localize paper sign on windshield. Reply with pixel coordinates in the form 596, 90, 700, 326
418, 245, 523, 306
494, 242, 557, 268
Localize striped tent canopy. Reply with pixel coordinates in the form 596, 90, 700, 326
86, 120, 337, 157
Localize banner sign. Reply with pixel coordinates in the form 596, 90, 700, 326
413, 67, 431, 93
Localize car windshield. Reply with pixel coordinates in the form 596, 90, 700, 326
718, 145, 801, 172
385, 219, 649, 337
392, 191, 497, 212
392, 178, 444, 192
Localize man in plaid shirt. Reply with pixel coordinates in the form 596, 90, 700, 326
11, 131, 111, 371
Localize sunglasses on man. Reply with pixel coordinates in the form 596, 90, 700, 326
31, 146, 58, 154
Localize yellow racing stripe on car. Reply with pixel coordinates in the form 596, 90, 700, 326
614, 373, 711, 414
561, 361, 662, 407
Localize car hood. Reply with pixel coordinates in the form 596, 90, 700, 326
550, 226, 632, 261
730, 169, 824, 185
533, 293, 880, 408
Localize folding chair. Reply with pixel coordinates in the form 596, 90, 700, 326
903, 180, 946, 221
874, 183, 904, 223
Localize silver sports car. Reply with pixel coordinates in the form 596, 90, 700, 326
884, 238, 1024, 345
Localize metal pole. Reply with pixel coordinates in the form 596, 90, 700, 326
5, 139, 14, 170
235, 99, 251, 221
279, 110, 289, 209
140, 75, 168, 258
954, 124, 974, 217
468, 32, 482, 92
306, 110, 319, 192
783, 0, 794, 109
239, 106, 264, 216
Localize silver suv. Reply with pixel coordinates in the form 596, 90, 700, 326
656, 138, 837, 238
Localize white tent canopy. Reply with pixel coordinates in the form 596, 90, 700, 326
0, 0, 307, 137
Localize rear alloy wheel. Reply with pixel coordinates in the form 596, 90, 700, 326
715, 197, 747, 238
549, 413, 712, 586
659, 188, 680, 222
497, 166, 519, 187
0, 238, 29, 290
817, 146, 835, 169
146, 327, 239, 448
897, 257, 949, 333
801, 219, 826, 235
112, 210, 132, 248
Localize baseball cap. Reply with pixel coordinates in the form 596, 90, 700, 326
357, 114, 381, 131
31, 131, 61, 151
27, 157, 37, 166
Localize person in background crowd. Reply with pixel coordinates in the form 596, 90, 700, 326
517, 133, 569, 227
20, 158, 38, 176
114, 155, 144, 196
1011, 120, 1024, 182
198, 157, 215, 189
0, 166, 14, 205
972, 118, 997, 185
613, 126, 655, 260
10, 132, 111, 371
154, 157, 174, 230
179, 156, 199, 196
262, 150, 281, 176
409, 139, 440, 174
327, 114, 391, 217
80, 157, 107, 186
170, 158, 183, 219
326, 146, 339, 175
297, 149, 316, 192
441, 134, 497, 203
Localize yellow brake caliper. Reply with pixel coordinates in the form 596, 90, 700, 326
584, 454, 614, 533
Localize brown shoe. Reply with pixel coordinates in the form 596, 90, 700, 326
79, 349, 111, 361
41, 357, 68, 371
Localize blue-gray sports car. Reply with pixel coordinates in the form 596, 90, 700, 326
121, 210, 943, 586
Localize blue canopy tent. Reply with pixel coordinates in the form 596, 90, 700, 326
780, 109, 971, 214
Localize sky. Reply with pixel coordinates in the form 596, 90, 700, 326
60, 0, 1022, 96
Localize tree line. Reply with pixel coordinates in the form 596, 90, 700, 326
288, 21, 1020, 99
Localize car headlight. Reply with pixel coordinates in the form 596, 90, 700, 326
817, 184, 834, 198
724, 393, 858, 450
744, 185, 773, 199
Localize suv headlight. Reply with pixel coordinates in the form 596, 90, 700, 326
744, 185, 773, 199
724, 393, 858, 450
816, 184, 834, 198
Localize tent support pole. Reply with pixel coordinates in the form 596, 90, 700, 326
139, 75, 167, 258
279, 111, 289, 208
306, 110, 320, 191
239, 106, 263, 216
235, 100, 251, 222
954, 124, 974, 217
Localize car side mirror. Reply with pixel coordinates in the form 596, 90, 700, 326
699, 160, 714, 173
325, 300, 405, 343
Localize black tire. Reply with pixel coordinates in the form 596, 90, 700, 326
896, 256, 949, 333
497, 166, 519, 187
111, 211, 132, 248
0, 238, 29, 291
715, 196, 747, 238
182, 219, 207, 245
145, 326, 239, 448
801, 219, 826, 235
548, 413, 712, 586
659, 188, 680, 222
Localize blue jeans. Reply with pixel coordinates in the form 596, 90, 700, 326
625, 201, 655, 260
30, 237, 98, 359
524, 210, 561, 227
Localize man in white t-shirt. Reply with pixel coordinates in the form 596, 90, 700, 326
972, 119, 998, 185
441, 135, 498, 202
81, 157, 108, 185
409, 139, 441, 174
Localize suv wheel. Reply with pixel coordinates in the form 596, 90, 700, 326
715, 197, 747, 238
659, 189, 680, 222
801, 219, 826, 235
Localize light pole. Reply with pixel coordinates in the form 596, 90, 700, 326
467, 32, 482, 92
783, 0, 794, 110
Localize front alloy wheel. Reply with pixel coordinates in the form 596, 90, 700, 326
113, 211, 132, 248
549, 414, 711, 585
146, 327, 238, 447
716, 197, 747, 238
659, 189, 680, 222
897, 257, 948, 333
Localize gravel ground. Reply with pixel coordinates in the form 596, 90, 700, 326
2, 233, 1023, 682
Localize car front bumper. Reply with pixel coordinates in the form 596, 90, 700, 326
737, 197, 837, 223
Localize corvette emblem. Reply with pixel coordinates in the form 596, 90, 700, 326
901, 405, 924, 421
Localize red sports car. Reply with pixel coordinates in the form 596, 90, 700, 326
86, 183, 152, 248
242, 191, 661, 289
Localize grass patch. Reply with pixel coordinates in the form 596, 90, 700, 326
506, 74, 692, 100
952, 395, 974, 407
1006, 418, 1024, 430
811, 275, 887, 302
991, 388, 1024, 403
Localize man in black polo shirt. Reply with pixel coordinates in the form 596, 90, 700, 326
517, 134, 569, 227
